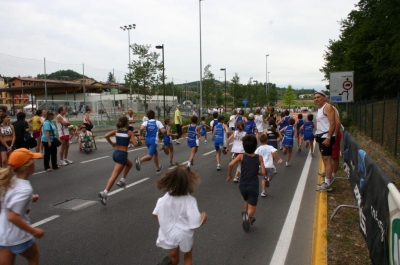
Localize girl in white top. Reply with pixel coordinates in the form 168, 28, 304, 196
0, 113, 15, 168
228, 109, 237, 133
226, 120, 246, 182
0, 148, 44, 264
126, 108, 136, 148
254, 108, 266, 136
153, 165, 207, 265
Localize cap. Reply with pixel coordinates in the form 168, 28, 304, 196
8, 149, 42, 170
248, 113, 255, 119
314, 91, 327, 97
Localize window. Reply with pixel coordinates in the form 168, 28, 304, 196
23, 82, 26, 85
11, 83, 15, 86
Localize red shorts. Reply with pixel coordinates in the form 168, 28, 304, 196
332, 130, 342, 159
32, 130, 41, 139
60, 135, 70, 141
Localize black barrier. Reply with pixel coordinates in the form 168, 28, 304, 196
343, 131, 393, 265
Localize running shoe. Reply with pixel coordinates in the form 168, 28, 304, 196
187, 161, 191, 168
250, 216, 256, 225
159, 144, 164, 151
98, 191, 108, 206
156, 165, 163, 174
285, 162, 290, 167
204, 140, 207, 144
265, 178, 270, 188
242, 210, 251, 232
116, 181, 126, 189
217, 164, 221, 171
261, 191, 266, 197
64, 159, 73, 164
230, 153, 236, 161
273, 167, 277, 173
317, 182, 332, 192
135, 157, 141, 171
169, 162, 174, 167
318, 171, 326, 177
175, 139, 180, 144
59, 160, 68, 166
298, 146, 301, 152
311, 152, 314, 157
317, 177, 335, 186
233, 177, 239, 183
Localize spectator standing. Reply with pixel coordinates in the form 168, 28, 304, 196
28, 110, 43, 153
174, 105, 182, 144
0, 113, 15, 168
56, 107, 72, 166
12, 112, 29, 150
41, 111, 59, 172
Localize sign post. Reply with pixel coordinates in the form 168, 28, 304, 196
330, 71, 354, 103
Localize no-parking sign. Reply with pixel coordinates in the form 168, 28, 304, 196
329, 71, 354, 103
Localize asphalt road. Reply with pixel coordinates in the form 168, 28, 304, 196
14, 129, 321, 265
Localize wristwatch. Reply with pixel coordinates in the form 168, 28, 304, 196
326, 137, 331, 140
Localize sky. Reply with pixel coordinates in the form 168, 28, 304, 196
1, 0, 359, 90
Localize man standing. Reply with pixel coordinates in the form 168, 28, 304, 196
314, 91, 336, 192
56, 106, 73, 166
174, 104, 182, 144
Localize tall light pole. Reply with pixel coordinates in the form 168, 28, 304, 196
156, 44, 165, 118
220, 68, 226, 112
266, 54, 269, 101
199, 0, 203, 116
268, 72, 270, 104
253, 80, 258, 109
120, 24, 136, 109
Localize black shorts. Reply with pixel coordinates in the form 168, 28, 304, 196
319, 137, 336, 156
239, 184, 259, 206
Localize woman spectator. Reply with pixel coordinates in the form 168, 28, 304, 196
0, 113, 15, 167
12, 112, 30, 150
41, 111, 59, 172
83, 108, 93, 131
28, 110, 43, 153
126, 108, 136, 147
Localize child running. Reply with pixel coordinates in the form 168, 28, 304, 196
0, 149, 44, 265
255, 134, 283, 197
136, 110, 166, 174
227, 135, 266, 232
280, 118, 297, 167
244, 113, 257, 135
160, 118, 178, 167
213, 115, 229, 171
98, 116, 138, 206
199, 116, 209, 144
182, 116, 201, 167
226, 120, 246, 182
296, 113, 304, 152
302, 113, 316, 156
153, 165, 207, 265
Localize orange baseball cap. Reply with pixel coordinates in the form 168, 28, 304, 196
8, 149, 42, 170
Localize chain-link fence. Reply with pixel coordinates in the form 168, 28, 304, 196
347, 94, 400, 158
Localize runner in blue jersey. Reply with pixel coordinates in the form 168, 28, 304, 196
135, 110, 166, 174
301, 113, 315, 156
98, 116, 138, 206
213, 115, 229, 171
182, 116, 201, 167
279, 118, 297, 167
244, 113, 257, 135
234, 109, 247, 130
199, 116, 209, 144
210, 111, 219, 140
160, 118, 178, 167
296, 113, 305, 152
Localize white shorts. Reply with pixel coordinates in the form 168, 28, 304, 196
156, 228, 194, 253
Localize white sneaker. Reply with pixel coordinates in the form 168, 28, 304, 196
273, 167, 277, 173
98, 191, 108, 206
261, 191, 266, 197
217, 164, 221, 171
175, 139, 180, 144
205, 140, 207, 143
285, 162, 290, 167
64, 159, 73, 164
59, 160, 68, 166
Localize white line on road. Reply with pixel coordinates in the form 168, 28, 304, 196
108, 178, 150, 196
31, 215, 60, 228
128, 147, 147, 152
33, 171, 47, 175
80, 156, 109, 163
202, 150, 215, 156
269, 146, 314, 265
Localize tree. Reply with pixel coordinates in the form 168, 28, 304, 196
230, 73, 242, 108
283, 85, 296, 109
202, 64, 216, 110
107, 72, 116, 83
37, 70, 88, 81
267, 84, 278, 106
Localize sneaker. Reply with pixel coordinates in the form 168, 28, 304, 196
205, 140, 207, 144
59, 160, 68, 166
318, 172, 326, 177
159, 144, 164, 151
98, 191, 108, 206
261, 191, 266, 197
169, 162, 174, 167
187, 161, 191, 168
116, 180, 126, 189
159, 256, 171, 265
317, 182, 332, 192
156, 165, 163, 174
129, 144, 134, 148
217, 164, 221, 171
64, 159, 73, 164
242, 210, 251, 232
69, 141, 73, 144
250, 216, 256, 225
233, 177, 239, 183
311, 152, 314, 157
285, 162, 290, 167
175, 139, 180, 144
265, 178, 270, 188
230, 153, 236, 161
298, 146, 301, 152
135, 157, 141, 171
273, 167, 277, 173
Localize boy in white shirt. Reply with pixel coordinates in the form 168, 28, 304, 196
255, 134, 283, 197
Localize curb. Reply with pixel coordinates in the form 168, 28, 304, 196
312, 159, 327, 265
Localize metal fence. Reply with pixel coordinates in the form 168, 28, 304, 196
347, 93, 400, 158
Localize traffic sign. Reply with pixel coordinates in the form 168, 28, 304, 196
329, 71, 354, 103
242, 98, 248, 106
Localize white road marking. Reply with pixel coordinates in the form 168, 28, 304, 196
80, 156, 109, 163
31, 215, 60, 228
128, 147, 147, 152
33, 171, 47, 175
202, 150, 215, 156
108, 178, 150, 196
269, 144, 314, 265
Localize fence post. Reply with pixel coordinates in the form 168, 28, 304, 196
395, 92, 400, 157
382, 95, 385, 146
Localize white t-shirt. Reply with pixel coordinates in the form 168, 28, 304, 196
254, 114, 264, 133
0, 177, 34, 246
142, 116, 149, 123
228, 115, 236, 128
255, 144, 277, 168
231, 131, 246, 154
153, 192, 202, 252
57, 114, 69, 137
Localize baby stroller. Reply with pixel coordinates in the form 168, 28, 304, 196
80, 131, 97, 154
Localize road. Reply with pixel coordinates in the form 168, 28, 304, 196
15, 129, 321, 265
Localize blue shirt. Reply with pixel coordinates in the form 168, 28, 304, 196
214, 123, 224, 145
187, 124, 198, 147
41, 120, 57, 142
163, 125, 171, 145
244, 120, 256, 134
143, 119, 163, 145
116, 129, 130, 146
303, 121, 314, 139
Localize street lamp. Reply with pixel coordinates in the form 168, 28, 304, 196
220, 68, 226, 112
253, 80, 258, 109
199, 0, 203, 116
120, 24, 136, 108
156, 44, 165, 118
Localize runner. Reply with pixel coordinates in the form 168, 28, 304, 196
0, 149, 44, 265
153, 165, 207, 265
302, 113, 316, 156
228, 110, 237, 136
244, 113, 257, 135
280, 118, 297, 167
56, 107, 72, 166
226, 120, 246, 182
296, 113, 304, 152
199, 116, 209, 144
174, 105, 182, 144
182, 116, 200, 167
254, 108, 266, 136
213, 115, 229, 171
227, 135, 266, 232
135, 110, 166, 174
98, 116, 137, 206
0, 113, 15, 168
160, 118, 178, 167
